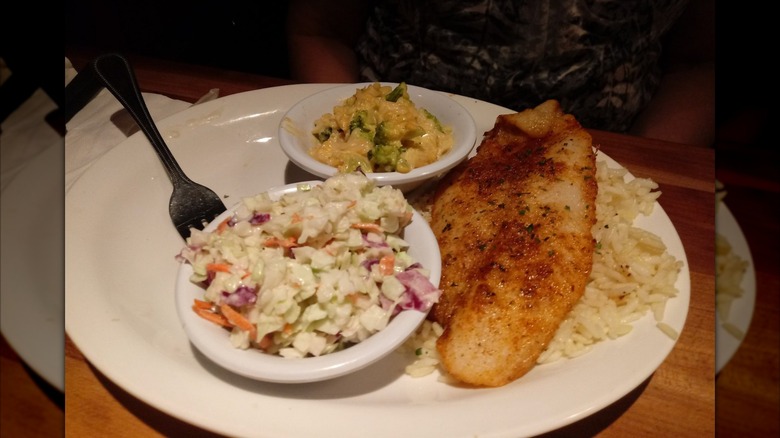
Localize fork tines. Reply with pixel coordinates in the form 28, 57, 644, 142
175, 204, 227, 240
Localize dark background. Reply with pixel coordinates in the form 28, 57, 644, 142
64, 0, 292, 79
61, 0, 769, 153
3, 0, 773, 154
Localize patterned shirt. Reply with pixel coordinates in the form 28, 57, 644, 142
356, 0, 690, 132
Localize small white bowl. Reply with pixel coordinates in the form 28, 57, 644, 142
174, 181, 441, 383
278, 82, 477, 193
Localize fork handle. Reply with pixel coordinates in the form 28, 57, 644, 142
89, 53, 192, 186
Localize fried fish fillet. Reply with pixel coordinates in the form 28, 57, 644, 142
430, 100, 597, 387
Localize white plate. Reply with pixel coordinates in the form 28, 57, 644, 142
715, 203, 756, 373
1, 143, 65, 391
65, 84, 690, 438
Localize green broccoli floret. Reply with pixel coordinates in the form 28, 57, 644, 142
422, 108, 445, 132
349, 110, 370, 133
369, 143, 404, 172
314, 127, 332, 143
343, 155, 372, 173
374, 121, 390, 145
385, 82, 408, 102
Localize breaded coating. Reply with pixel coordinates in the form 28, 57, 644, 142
431, 100, 598, 387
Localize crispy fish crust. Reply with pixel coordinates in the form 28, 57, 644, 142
430, 100, 598, 387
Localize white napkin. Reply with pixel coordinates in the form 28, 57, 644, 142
0, 59, 81, 191
64, 57, 194, 191
0, 89, 61, 192
3, 58, 218, 192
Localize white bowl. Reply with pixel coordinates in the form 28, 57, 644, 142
174, 181, 441, 383
278, 82, 477, 193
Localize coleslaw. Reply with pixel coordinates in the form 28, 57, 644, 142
176, 172, 440, 358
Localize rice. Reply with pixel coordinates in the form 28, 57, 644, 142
402, 159, 684, 377
715, 233, 749, 327
538, 162, 682, 363
715, 183, 749, 340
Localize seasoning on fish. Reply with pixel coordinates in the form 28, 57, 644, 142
430, 100, 598, 387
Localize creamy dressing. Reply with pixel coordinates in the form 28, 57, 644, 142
178, 173, 440, 358
310, 83, 453, 173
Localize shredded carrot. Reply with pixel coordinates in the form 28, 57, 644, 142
206, 263, 232, 273
216, 218, 231, 234
257, 333, 273, 350
346, 293, 360, 305
219, 303, 258, 341
291, 212, 303, 224
193, 306, 232, 328
283, 323, 294, 335
351, 222, 383, 234
264, 236, 298, 248
192, 299, 213, 310
379, 254, 395, 276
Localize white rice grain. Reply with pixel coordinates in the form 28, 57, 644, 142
715, 186, 750, 339
401, 159, 683, 377
656, 322, 679, 340
722, 322, 745, 340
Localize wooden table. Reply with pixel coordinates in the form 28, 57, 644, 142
1, 335, 63, 437
65, 48, 715, 437
715, 137, 780, 436
57, 48, 718, 437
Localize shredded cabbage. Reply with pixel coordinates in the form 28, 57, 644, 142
178, 172, 440, 357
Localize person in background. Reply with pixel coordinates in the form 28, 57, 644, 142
287, 0, 714, 147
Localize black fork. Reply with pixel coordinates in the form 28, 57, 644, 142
66, 53, 226, 239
